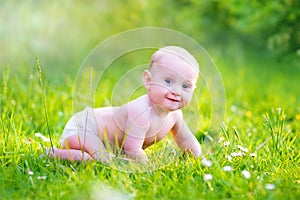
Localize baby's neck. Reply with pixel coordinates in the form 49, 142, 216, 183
151, 105, 169, 117
149, 103, 169, 117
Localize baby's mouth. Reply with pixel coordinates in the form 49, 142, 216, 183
166, 97, 181, 102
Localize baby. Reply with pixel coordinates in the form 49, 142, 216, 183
47, 46, 202, 163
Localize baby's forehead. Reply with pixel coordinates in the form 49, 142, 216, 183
151, 55, 199, 84
151, 46, 199, 73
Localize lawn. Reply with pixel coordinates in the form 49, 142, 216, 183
1, 38, 299, 199
1, 2, 300, 199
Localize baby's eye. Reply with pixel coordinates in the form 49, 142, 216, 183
183, 84, 191, 89
165, 79, 172, 84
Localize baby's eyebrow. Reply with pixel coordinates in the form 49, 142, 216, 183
184, 80, 194, 84
162, 73, 175, 78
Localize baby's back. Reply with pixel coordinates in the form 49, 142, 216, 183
94, 95, 151, 147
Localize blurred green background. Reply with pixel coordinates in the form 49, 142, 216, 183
1, 0, 299, 77
1, 0, 300, 118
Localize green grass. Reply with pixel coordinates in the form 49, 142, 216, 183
0, 47, 299, 200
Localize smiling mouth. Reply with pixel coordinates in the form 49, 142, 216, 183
166, 97, 180, 102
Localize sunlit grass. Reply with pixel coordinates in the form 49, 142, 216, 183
1, 0, 299, 199
1, 46, 299, 199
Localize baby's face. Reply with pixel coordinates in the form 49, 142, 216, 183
148, 54, 198, 112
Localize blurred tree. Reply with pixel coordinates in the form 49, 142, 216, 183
1, 0, 299, 72
186, 0, 300, 57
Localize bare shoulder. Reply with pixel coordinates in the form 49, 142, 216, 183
126, 95, 151, 113
94, 107, 114, 116
129, 94, 150, 106
127, 95, 151, 125
115, 95, 151, 128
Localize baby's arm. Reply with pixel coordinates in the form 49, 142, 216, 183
171, 111, 202, 158
122, 111, 150, 163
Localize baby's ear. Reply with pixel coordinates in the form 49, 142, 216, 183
142, 70, 151, 91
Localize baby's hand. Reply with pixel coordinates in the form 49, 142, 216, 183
124, 149, 148, 163
99, 151, 115, 164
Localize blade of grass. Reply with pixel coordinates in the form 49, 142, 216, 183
35, 58, 54, 152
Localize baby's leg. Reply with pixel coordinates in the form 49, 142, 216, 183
47, 133, 109, 162
48, 107, 111, 162
63, 132, 110, 162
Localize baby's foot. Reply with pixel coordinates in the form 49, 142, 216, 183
43, 147, 95, 161
42, 147, 58, 158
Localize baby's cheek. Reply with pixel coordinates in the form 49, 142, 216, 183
185, 96, 193, 106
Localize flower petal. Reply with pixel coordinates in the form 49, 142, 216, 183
201, 158, 212, 167
222, 166, 233, 172
242, 170, 251, 179
203, 174, 213, 181
265, 183, 276, 190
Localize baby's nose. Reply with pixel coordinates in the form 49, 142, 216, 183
170, 85, 180, 96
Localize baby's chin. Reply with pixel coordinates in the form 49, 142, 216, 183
162, 102, 183, 112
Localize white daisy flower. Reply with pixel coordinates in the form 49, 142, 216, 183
265, 183, 276, 190
27, 170, 34, 176
250, 153, 257, 157
231, 151, 244, 157
237, 145, 249, 153
203, 174, 213, 181
201, 158, 212, 167
218, 137, 224, 143
242, 170, 251, 179
37, 176, 47, 180
222, 166, 233, 172
224, 141, 230, 147
227, 155, 232, 162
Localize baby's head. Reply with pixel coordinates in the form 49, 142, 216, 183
149, 46, 199, 74
143, 46, 199, 111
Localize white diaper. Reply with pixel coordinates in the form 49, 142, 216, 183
60, 107, 99, 146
